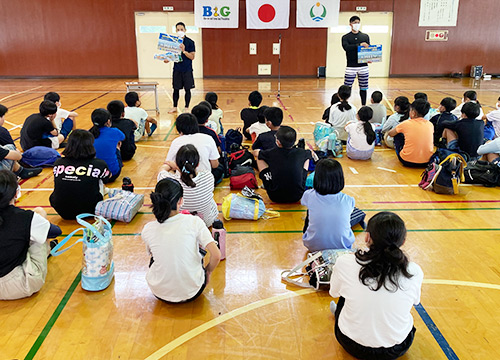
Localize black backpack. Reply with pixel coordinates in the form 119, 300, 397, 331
228, 147, 255, 171
225, 128, 243, 152
464, 160, 500, 187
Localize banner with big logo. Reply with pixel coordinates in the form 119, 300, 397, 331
195, 0, 239, 28
246, 0, 290, 29
296, 0, 340, 28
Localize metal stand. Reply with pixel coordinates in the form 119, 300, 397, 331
125, 81, 160, 114
277, 34, 282, 99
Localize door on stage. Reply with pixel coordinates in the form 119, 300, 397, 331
326, 12, 393, 78
134, 12, 204, 79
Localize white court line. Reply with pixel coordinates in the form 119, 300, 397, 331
349, 167, 359, 174
224, 110, 236, 113
0, 86, 42, 102
8, 124, 22, 132
377, 167, 397, 173
306, 107, 322, 110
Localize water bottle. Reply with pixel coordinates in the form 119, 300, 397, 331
327, 133, 337, 152
122, 177, 134, 192
211, 220, 226, 260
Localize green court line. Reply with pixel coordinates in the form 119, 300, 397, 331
24, 271, 82, 360
162, 120, 177, 141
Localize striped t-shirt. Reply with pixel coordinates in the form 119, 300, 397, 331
157, 170, 218, 227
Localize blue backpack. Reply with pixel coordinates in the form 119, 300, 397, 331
21, 146, 61, 167
225, 128, 243, 152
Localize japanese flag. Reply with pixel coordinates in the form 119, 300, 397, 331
246, 0, 290, 29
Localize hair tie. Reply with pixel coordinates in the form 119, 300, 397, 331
181, 165, 190, 174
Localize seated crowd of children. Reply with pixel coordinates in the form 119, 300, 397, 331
2, 85, 499, 358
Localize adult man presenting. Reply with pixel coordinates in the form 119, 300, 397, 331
164, 22, 196, 113
342, 16, 370, 106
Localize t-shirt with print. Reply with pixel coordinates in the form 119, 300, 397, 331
111, 118, 137, 161
50, 157, 110, 220
258, 147, 312, 203
166, 133, 220, 173
198, 125, 221, 149
330, 254, 423, 348
93, 126, 125, 176
142, 213, 214, 302
124, 106, 149, 141
345, 122, 376, 151
0, 127, 14, 146
174, 36, 196, 73
252, 130, 277, 151
20, 113, 56, 151
394, 118, 434, 164
301, 190, 355, 252
445, 118, 484, 158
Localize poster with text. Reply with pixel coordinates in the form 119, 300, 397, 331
358, 45, 383, 64
195, 0, 239, 28
419, 0, 459, 27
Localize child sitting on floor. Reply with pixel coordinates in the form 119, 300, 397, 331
43, 92, 78, 140
328, 85, 357, 142
345, 107, 376, 160
381, 96, 410, 148
323, 93, 341, 122
107, 100, 137, 161
429, 97, 458, 147
124, 91, 158, 140
241, 91, 263, 140
451, 90, 484, 120
205, 92, 224, 135
483, 96, 500, 139
252, 107, 283, 151
248, 106, 270, 143
368, 91, 386, 124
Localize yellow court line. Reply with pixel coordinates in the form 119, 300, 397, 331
377, 85, 395, 113
0, 85, 42, 102
144, 289, 315, 360
145, 279, 500, 359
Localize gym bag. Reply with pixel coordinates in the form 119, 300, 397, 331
464, 160, 500, 187
228, 147, 255, 170
50, 214, 114, 291
95, 189, 144, 222
433, 153, 467, 195
21, 146, 61, 167
229, 166, 258, 190
222, 193, 279, 220
225, 128, 243, 152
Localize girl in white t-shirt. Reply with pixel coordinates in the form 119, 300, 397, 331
157, 144, 218, 227
328, 85, 357, 141
329, 212, 423, 359
381, 96, 410, 148
345, 106, 376, 160
205, 92, 224, 135
142, 178, 221, 303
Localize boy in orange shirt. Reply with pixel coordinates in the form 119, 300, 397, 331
388, 99, 434, 167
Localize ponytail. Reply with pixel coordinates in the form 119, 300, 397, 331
150, 178, 183, 223
358, 107, 376, 145
337, 85, 352, 112
180, 161, 197, 188
394, 96, 410, 122
363, 121, 376, 145
0, 170, 19, 227
355, 212, 413, 292
89, 108, 111, 139
175, 144, 200, 188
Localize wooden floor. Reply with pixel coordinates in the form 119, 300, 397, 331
1, 77, 500, 360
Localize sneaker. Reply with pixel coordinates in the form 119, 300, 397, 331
419, 162, 441, 190
168, 107, 177, 114
148, 123, 157, 136
47, 240, 59, 259
18, 166, 43, 179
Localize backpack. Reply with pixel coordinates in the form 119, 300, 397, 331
21, 146, 61, 167
228, 147, 255, 170
229, 166, 258, 190
225, 128, 243, 152
464, 160, 500, 187
433, 153, 467, 195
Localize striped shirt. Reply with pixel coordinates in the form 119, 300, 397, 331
157, 170, 218, 227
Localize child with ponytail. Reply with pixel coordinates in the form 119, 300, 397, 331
329, 212, 423, 359
0, 170, 61, 300
345, 106, 376, 160
142, 178, 221, 303
328, 85, 357, 141
90, 108, 125, 183
157, 144, 218, 227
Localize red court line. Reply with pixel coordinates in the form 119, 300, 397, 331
18, 173, 53, 201
276, 95, 295, 122
373, 200, 500, 204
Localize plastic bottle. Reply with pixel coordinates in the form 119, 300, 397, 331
211, 220, 226, 260
327, 133, 337, 153
122, 177, 134, 192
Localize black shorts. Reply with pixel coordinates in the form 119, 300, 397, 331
173, 70, 195, 90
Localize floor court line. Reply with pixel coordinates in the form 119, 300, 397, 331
0, 85, 42, 102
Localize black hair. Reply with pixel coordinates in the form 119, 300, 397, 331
331, 93, 340, 105
0, 170, 18, 226
176, 22, 186, 29
410, 99, 431, 117
205, 92, 219, 110
337, 85, 352, 112
107, 100, 125, 120
176, 144, 199, 188
150, 178, 183, 223
44, 92, 60, 103
62, 129, 96, 160
350, 16, 360, 23
358, 106, 376, 145
248, 91, 263, 107
463, 90, 477, 101
313, 158, 344, 195
264, 107, 283, 127
440, 97, 457, 112
355, 212, 413, 292
257, 105, 269, 123
125, 92, 139, 107
89, 108, 111, 139
39, 100, 58, 117
175, 113, 199, 135
394, 96, 410, 121
462, 102, 481, 119
371, 91, 383, 103
192, 104, 211, 125
414, 92, 428, 101
199, 100, 213, 116
276, 125, 296, 149
0, 104, 8, 118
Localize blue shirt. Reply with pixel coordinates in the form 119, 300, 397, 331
174, 36, 195, 73
301, 189, 355, 252
93, 127, 125, 176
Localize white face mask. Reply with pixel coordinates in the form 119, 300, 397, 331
496, 102, 500, 110
352, 23, 361, 31
177, 31, 185, 37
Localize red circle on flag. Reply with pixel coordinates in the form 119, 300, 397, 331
258, 4, 276, 23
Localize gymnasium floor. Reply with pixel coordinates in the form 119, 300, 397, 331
1, 77, 500, 360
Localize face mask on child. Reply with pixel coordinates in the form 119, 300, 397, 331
352, 23, 361, 31
496, 102, 500, 110
177, 31, 185, 38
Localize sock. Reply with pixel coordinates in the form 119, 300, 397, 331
360, 90, 367, 106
